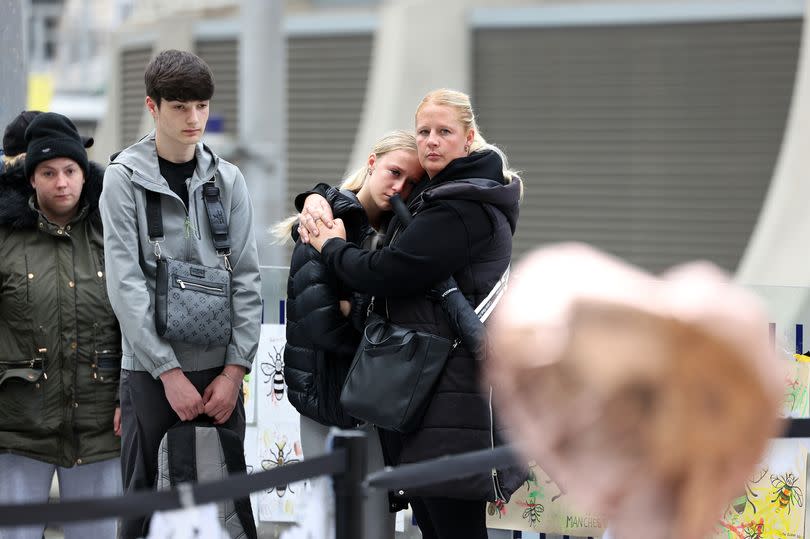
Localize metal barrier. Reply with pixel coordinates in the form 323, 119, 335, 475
0, 419, 804, 538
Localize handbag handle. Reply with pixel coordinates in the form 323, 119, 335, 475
362, 317, 419, 359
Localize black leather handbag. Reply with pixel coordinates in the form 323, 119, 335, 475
339, 310, 454, 433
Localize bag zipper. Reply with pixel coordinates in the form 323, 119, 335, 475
489, 386, 507, 503
5, 358, 43, 369
176, 278, 225, 293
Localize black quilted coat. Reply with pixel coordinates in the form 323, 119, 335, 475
284, 185, 380, 428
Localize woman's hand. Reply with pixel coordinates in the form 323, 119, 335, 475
298, 194, 334, 244
310, 218, 346, 252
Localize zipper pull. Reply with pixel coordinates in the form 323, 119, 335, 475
184, 216, 197, 239
177, 279, 186, 289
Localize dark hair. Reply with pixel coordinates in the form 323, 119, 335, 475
144, 49, 215, 106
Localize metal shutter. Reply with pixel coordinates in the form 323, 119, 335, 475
286, 34, 373, 216
119, 46, 152, 148
473, 19, 801, 272
194, 38, 240, 137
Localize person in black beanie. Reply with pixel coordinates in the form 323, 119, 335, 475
2, 110, 41, 160
2, 110, 92, 172
1, 111, 42, 175
24, 112, 90, 183
0, 111, 122, 539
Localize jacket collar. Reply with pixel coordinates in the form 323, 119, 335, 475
111, 131, 218, 197
414, 149, 522, 234
30, 195, 90, 236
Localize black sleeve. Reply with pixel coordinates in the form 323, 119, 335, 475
320, 200, 494, 297
293, 183, 361, 225
294, 183, 332, 212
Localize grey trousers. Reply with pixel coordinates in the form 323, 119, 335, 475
0, 454, 121, 539
299, 416, 395, 539
118, 368, 246, 539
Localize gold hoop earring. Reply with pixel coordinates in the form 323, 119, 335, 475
464, 144, 470, 154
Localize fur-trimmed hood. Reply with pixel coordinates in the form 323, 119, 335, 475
0, 159, 105, 229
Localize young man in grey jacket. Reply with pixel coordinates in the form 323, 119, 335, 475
99, 49, 262, 539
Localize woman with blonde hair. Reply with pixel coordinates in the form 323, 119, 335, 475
278, 129, 423, 539
303, 89, 526, 539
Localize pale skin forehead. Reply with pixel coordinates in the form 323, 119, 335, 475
379, 149, 417, 167
35, 157, 81, 173
417, 102, 463, 122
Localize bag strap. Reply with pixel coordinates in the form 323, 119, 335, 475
145, 189, 164, 259
385, 193, 510, 324
143, 174, 232, 269
202, 181, 231, 256
475, 264, 510, 323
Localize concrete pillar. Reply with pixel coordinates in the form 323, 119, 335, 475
239, 0, 287, 266
347, 0, 471, 173
735, 0, 810, 320
0, 0, 28, 133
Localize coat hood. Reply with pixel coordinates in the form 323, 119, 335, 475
111, 130, 218, 189
421, 149, 522, 234
0, 158, 106, 229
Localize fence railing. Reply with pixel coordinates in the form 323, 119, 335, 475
0, 420, 805, 538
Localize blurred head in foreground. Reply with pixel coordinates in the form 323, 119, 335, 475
486, 243, 785, 539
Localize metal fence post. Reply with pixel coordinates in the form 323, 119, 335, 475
330, 429, 367, 539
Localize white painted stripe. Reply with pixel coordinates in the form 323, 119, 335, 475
284, 12, 378, 36
194, 13, 377, 39
471, 0, 803, 28
195, 18, 240, 39
119, 32, 159, 48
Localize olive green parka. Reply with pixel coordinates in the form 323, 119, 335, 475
0, 159, 121, 466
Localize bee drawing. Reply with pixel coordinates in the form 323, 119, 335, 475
261, 346, 286, 401
520, 501, 544, 527
771, 472, 804, 513
261, 440, 301, 497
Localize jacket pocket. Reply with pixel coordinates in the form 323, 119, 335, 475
91, 350, 121, 385
0, 357, 45, 430
91, 350, 121, 429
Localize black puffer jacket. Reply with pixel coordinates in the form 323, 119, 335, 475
284, 185, 380, 428
320, 150, 526, 502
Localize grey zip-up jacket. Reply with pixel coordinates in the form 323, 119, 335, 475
99, 132, 261, 377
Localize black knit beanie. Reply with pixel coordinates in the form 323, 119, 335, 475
24, 112, 89, 179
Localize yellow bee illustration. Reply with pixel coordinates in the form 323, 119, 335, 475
261, 440, 301, 497
771, 472, 804, 513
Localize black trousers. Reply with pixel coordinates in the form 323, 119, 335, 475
409, 497, 488, 539
117, 367, 246, 539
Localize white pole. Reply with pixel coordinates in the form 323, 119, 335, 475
239, 0, 287, 266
